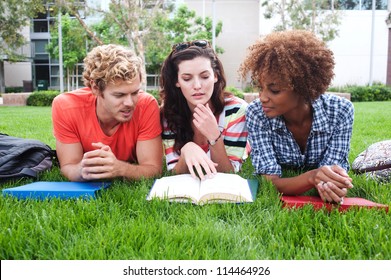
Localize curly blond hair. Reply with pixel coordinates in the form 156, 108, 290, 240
83, 44, 143, 92
239, 30, 335, 102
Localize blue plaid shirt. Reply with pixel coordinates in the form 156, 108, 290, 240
246, 94, 354, 176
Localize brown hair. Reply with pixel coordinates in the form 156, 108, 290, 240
83, 44, 143, 92
239, 30, 335, 103
160, 45, 229, 154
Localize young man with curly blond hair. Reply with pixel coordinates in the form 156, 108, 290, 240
52, 44, 162, 181
239, 30, 354, 204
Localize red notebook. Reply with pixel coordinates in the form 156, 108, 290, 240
281, 195, 389, 212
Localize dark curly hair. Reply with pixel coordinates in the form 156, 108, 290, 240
239, 30, 335, 103
160, 45, 229, 154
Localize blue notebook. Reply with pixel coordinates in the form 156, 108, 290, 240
2, 181, 111, 200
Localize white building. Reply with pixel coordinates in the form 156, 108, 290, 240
184, 0, 390, 88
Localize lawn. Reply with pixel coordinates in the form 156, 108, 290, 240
0, 102, 390, 260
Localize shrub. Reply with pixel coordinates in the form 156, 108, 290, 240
147, 89, 161, 103
5, 87, 23, 93
328, 83, 391, 102
226, 86, 244, 99
243, 85, 259, 93
27, 91, 60, 106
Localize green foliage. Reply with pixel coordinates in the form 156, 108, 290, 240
328, 83, 391, 102
46, 13, 88, 71
0, 0, 44, 61
26, 91, 60, 107
5, 87, 23, 93
226, 86, 244, 99
144, 4, 224, 74
1, 102, 390, 260
147, 89, 161, 103
243, 85, 259, 93
261, 0, 342, 42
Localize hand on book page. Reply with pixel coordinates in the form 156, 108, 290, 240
146, 173, 258, 205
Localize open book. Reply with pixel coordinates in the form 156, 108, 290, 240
2, 181, 111, 200
147, 173, 258, 205
281, 195, 389, 212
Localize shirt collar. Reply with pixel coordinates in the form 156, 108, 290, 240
264, 95, 331, 133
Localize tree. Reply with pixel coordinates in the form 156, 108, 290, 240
0, 0, 44, 93
48, 1, 223, 86
261, 0, 342, 42
143, 4, 223, 74
46, 13, 88, 91
88, 2, 223, 74
59, 0, 169, 83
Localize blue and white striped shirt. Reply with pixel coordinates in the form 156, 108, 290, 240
246, 94, 354, 176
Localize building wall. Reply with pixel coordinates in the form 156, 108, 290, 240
4, 62, 32, 88
387, 27, 391, 85
329, 10, 388, 86
260, 9, 389, 86
184, 0, 260, 88
4, 25, 32, 88
185, 0, 389, 87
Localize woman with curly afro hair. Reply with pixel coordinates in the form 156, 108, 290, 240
239, 30, 354, 204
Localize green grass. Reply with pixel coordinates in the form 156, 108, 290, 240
0, 102, 391, 260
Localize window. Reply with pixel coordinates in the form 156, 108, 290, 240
334, 0, 388, 10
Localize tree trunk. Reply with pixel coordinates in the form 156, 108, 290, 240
67, 68, 70, 92
387, 27, 391, 86
0, 61, 5, 93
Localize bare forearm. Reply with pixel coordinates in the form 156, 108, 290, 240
210, 142, 234, 173
60, 163, 84, 182
119, 160, 162, 180
61, 160, 161, 181
266, 170, 316, 195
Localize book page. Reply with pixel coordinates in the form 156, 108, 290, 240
198, 173, 253, 203
146, 174, 201, 203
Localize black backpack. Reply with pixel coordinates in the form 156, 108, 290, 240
0, 133, 54, 182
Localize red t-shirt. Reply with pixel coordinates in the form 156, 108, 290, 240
52, 87, 162, 163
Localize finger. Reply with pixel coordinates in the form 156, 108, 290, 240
324, 165, 353, 188
324, 182, 343, 203
320, 183, 333, 202
328, 184, 348, 197
323, 168, 354, 189
188, 165, 198, 180
197, 156, 216, 179
194, 164, 206, 181
205, 103, 214, 113
331, 165, 350, 178
81, 156, 106, 167
82, 171, 108, 180
200, 161, 216, 179
91, 142, 105, 149
83, 148, 109, 159
331, 166, 354, 187
83, 150, 101, 159
192, 118, 201, 128
316, 184, 327, 202
101, 145, 111, 152
193, 105, 208, 118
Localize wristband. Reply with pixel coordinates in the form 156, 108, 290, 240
207, 130, 222, 146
